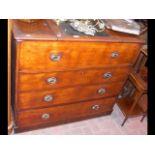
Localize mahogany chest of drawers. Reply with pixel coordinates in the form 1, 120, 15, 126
11, 20, 144, 132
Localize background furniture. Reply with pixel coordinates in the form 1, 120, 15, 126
11, 19, 145, 132
117, 69, 147, 126
117, 46, 147, 126
134, 45, 147, 73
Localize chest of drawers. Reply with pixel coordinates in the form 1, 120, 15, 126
11, 20, 144, 132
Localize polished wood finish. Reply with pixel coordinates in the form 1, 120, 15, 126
18, 19, 41, 23
19, 67, 130, 92
129, 70, 147, 92
11, 19, 145, 132
18, 41, 141, 71
16, 97, 115, 129
13, 19, 145, 43
12, 20, 57, 40
8, 19, 14, 134
17, 82, 124, 110
134, 45, 147, 73
117, 70, 147, 126
117, 97, 144, 117
118, 45, 147, 98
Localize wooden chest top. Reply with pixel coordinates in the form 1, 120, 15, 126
12, 19, 145, 44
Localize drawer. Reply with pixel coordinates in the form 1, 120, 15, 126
18, 67, 130, 91
18, 41, 140, 71
17, 82, 124, 110
16, 97, 115, 129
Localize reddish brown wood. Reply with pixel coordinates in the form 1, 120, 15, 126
8, 19, 14, 134
18, 67, 130, 92
12, 19, 145, 43
117, 97, 144, 117
117, 70, 147, 126
18, 19, 41, 23
16, 97, 115, 129
12, 19, 57, 40
11, 19, 145, 132
18, 41, 141, 71
129, 70, 147, 92
134, 45, 147, 73
17, 82, 124, 110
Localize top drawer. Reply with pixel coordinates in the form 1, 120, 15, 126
18, 41, 141, 71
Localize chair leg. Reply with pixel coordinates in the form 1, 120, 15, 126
141, 114, 146, 122
121, 117, 128, 126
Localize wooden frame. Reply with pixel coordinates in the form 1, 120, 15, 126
8, 19, 14, 134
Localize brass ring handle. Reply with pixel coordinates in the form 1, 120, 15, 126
111, 51, 119, 58
92, 104, 100, 110
103, 72, 112, 79
44, 95, 53, 102
50, 53, 61, 61
41, 113, 50, 120
47, 77, 57, 84
97, 88, 106, 95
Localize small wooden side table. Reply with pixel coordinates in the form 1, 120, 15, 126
117, 69, 147, 126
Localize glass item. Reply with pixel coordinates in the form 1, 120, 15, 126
68, 19, 106, 36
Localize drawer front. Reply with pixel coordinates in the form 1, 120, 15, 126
16, 97, 115, 128
18, 67, 130, 91
17, 82, 123, 110
18, 41, 140, 71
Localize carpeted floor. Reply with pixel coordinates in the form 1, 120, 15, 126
16, 103, 147, 135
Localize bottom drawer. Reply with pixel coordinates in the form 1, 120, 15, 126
16, 97, 116, 131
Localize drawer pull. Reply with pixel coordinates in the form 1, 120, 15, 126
44, 95, 53, 102
47, 77, 57, 84
92, 104, 100, 110
103, 72, 112, 79
111, 52, 119, 58
41, 113, 50, 120
98, 88, 106, 95
50, 53, 61, 61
